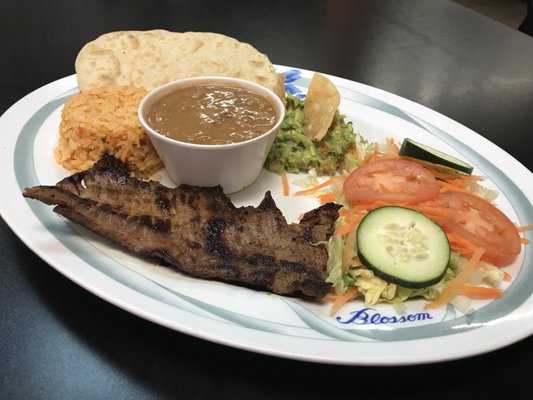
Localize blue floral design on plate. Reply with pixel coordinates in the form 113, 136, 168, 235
282, 69, 305, 99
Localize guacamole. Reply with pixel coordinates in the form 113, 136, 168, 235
264, 95, 355, 175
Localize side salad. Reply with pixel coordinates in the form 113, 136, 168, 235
293, 134, 531, 315
267, 72, 530, 314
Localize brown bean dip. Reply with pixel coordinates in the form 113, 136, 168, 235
146, 84, 278, 145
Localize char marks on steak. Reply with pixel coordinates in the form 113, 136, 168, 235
23, 155, 340, 297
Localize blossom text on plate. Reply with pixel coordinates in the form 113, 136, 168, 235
336, 307, 433, 325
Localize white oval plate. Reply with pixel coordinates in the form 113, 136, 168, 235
1, 66, 532, 365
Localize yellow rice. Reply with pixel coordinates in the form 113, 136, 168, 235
54, 86, 163, 177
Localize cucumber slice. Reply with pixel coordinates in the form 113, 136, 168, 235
399, 138, 474, 174
356, 206, 451, 288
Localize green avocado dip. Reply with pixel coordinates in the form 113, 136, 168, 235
264, 94, 356, 175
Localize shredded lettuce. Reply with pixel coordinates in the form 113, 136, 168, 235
449, 295, 475, 315
468, 180, 499, 202
325, 234, 345, 293
467, 262, 505, 287
325, 232, 463, 306
291, 168, 319, 189
341, 133, 371, 174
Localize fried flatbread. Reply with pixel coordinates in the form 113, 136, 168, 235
75, 30, 278, 92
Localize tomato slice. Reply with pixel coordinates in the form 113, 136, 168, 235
343, 158, 440, 205
436, 191, 521, 266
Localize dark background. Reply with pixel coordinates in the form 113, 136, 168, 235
2, 1, 533, 399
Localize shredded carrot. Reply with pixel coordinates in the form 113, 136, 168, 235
389, 137, 400, 152
350, 256, 364, 268
329, 287, 359, 315
336, 222, 357, 236
322, 292, 336, 301
319, 192, 336, 204
437, 181, 469, 193
337, 215, 366, 235
339, 205, 371, 216
503, 270, 512, 281
401, 156, 458, 175
342, 229, 357, 272
294, 179, 333, 196
412, 204, 450, 219
336, 208, 367, 236
402, 156, 474, 178
365, 142, 380, 163
280, 173, 289, 196
446, 231, 479, 257
518, 224, 533, 232
383, 151, 400, 160
344, 147, 357, 162
338, 208, 353, 217
426, 247, 486, 309
460, 285, 502, 299
521, 237, 530, 244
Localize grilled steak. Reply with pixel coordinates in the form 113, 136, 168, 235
23, 155, 340, 297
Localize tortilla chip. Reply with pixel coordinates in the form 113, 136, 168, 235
303, 73, 340, 141
275, 73, 286, 106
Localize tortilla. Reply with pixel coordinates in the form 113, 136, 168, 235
303, 73, 341, 141
75, 30, 278, 92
